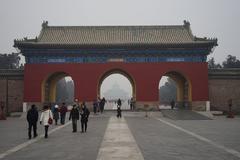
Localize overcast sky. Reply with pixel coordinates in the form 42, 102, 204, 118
1, 0, 240, 63
1, 0, 239, 96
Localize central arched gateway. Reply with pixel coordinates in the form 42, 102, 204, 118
14, 21, 217, 110
97, 68, 136, 100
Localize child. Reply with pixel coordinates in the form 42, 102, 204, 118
117, 106, 122, 118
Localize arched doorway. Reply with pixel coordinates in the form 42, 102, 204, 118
98, 69, 136, 110
159, 71, 192, 109
41, 72, 74, 104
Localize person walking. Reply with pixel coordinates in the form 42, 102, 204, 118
80, 102, 90, 133
117, 106, 122, 118
60, 102, 68, 125
93, 100, 98, 115
27, 104, 39, 139
170, 100, 175, 110
100, 97, 106, 113
69, 104, 79, 132
53, 104, 59, 125
97, 97, 101, 113
117, 98, 122, 108
130, 97, 134, 111
40, 105, 53, 138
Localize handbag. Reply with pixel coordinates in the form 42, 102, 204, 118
48, 110, 53, 125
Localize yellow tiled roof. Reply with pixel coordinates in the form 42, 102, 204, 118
14, 21, 217, 48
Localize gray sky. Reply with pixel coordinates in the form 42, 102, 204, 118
0, 0, 239, 63
1, 0, 240, 96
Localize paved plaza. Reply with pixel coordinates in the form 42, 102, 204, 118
0, 111, 240, 160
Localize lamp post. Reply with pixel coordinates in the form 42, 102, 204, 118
144, 104, 149, 117
227, 99, 234, 118
0, 101, 6, 120
6, 78, 9, 116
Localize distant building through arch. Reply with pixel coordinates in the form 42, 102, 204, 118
14, 20, 218, 110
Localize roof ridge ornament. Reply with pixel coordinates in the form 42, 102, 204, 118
42, 21, 48, 28
183, 20, 190, 28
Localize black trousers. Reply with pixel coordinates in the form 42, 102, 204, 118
81, 120, 87, 132
60, 114, 66, 124
130, 104, 133, 110
117, 110, 122, 118
72, 119, 78, 132
28, 122, 37, 138
100, 105, 103, 113
93, 107, 97, 114
44, 125, 49, 138
55, 118, 58, 125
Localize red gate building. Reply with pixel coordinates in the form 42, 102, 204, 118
14, 21, 217, 110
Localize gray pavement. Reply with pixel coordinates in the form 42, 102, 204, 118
160, 116, 240, 153
1, 116, 109, 160
126, 116, 240, 160
0, 111, 240, 160
161, 109, 211, 120
0, 113, 70, 154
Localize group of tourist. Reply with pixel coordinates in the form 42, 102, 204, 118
51, 102, 68, 125
93, 97, 106, 114
27, 102, 90, 139
93, 97, 123, 118
27, 97, 134, 139
129, 97, 135, 111
68, 102, 90, 133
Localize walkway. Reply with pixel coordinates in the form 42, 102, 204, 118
1, 112, 240, 160
97, 117, 144, 160
104, 101, 130, 110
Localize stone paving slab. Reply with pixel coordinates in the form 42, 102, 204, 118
126, 116, 240, 160
96, 117, 144, 160
0, 113, 71, 154
1, 112, 240, 160
1, 116, 109, 160
0, 117, 58, 154
161, 109, 211, 120
160, 116, 240, 153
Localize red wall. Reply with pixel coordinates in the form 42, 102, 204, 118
24, 62, 209, 102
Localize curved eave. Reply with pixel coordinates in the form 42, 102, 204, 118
14, 41, 217, 50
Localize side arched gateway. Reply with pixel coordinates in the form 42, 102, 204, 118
41, 71, 74, 103
159, 70, 192, 109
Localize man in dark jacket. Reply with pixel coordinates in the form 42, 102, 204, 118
27, 104, 39, 139
69, 104, 79, 132
93, 100, 98, 114
117, 98, 122, 108
170, 100, 175, 110
100, 97, 106, 113
60, 102, 68, 125
80, 102, 90, 133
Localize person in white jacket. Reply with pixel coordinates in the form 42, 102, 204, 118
40, 105, 53, 138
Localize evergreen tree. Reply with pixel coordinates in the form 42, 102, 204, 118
159, 78, 177, 103
208, 57, 222, 69
222, 55, 240, 68
56, 78, 74, 103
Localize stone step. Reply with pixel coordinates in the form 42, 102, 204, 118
10, 112, 22, 117
211, 110, 224, 115
161, 109, 212, 120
